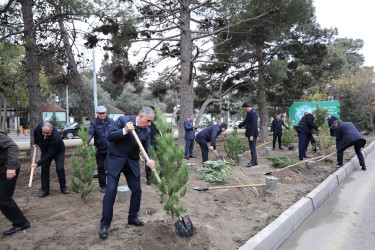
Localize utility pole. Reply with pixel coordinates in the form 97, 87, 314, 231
92, 49, 98, 116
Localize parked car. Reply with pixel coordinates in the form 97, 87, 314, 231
61, 122, 79, 139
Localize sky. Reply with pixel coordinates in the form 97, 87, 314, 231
314, 0, 375, 68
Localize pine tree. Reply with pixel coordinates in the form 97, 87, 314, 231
224, 127, 247, 161
70, 117, 96, 203
149, 108, 189, 220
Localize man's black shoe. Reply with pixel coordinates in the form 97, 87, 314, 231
99, 226, 108, 239
61, 187, 70, 194
304, 156, 311, 159
245, 163, 254, 168
3, 221, 30, 235
189, 156, 197, 158
39, 191, 49, 198
336, 163, 343, 167
279, 148, 284, 150
100, 187, 107, 193
361, 166, 366, 171
254, 162, 258, 165
128, 218, 145, 226
146, 179, 151, 185
184, 157, 189, 160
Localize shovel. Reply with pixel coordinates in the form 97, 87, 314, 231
212, 150, 224, 161
131, 129, 194, 238
194, 183, 265, 191
264, 155, 324, 175
26, 147, 37, 205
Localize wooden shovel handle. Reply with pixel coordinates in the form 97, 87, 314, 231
316, 152, 336, 162
28, 147, 37, 187
275, 155, 324, 173
256, 141, 271, 149
131, 130, 161, 183
208, 184, 265, 190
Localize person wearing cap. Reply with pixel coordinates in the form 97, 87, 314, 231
0, 129, 30, 235
333, 120, 366, 170
31, 122, 69, 197
99, 107, 156, 239
88, 106, 114, 193
238, 103, 259, 167
195, 123, 227, 163
184, 114, 197, 160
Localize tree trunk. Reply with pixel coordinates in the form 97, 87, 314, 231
58, 18, 95, 121
256, 43, 268, 142
369, 111, 374, 131
2, 97, 7, 130
0, 95, 2, 130
195, 98, 224, 127
21, 0, 43, 149
178, 0, 194, 145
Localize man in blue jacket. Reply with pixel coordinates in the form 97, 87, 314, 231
31, 122, 68, 197
195, 123, 227, 163
327, 114, 339, 137
184, 115, 197, 160
88, 105, 114, 193
333, 120, 366, 170
271, 114, 288, 150
99, 107, 155, 239
238, 103, 259, 167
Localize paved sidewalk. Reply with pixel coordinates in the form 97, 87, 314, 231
279, 150, 375, 250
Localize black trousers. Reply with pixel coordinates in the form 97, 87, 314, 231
184, 139, 195, 158
41, 149, 66, 192
198, 142, 209, 163
248, 137, 257, 164
298, 129, 307, 160
95, 152, 107, 188
273, 133, 282, 149
0, 169, 29, 227
337, 139, 366, 167
101, 161, 142, 227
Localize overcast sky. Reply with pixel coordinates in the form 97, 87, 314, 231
314, 0, 375, 68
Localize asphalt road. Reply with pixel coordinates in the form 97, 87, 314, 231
279, 150, 375, 250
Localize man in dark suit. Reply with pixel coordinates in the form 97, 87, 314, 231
195, 123, 227, 163
184, 115, 197, 160
238, 103, 258, 168
271, 114, 288, 150
333, 120, 366, 170
297, 112, 321, 160
99, 107, 156, 239
327, 114, 339, 137
1, 130, 30, 235
31, 122, 69, 197
88, 105, 114, 193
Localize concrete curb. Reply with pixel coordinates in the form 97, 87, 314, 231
240, 140, 375, 250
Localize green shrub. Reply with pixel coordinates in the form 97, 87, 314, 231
198, 160, 232, 185
224, 128, 247, 161
265, 156, 299, 169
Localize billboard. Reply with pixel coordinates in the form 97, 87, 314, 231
289, 101, 340, 126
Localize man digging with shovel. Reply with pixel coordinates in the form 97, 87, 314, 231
99, 107, 155, 239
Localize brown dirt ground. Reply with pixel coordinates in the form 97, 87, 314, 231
1, 132, 374, 250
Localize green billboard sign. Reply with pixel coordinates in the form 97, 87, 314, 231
289, 101, 340, 126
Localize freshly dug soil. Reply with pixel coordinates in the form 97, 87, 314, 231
1, 133, 374, 249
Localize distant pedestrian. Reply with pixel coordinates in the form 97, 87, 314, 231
238, 103, 258, 167
195, 123, 227, 163
31, 122, 69, 197
184, 115, 197, 160
0, 130, 30, 235
88, 106, 114, 193
327, 114, 339, 137
333, 120, 366, 170
270, 114, 288, 150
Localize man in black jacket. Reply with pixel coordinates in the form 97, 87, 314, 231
31, 122, 69, 197
195, 123, 227, 163
271, 114, 288, 150
0, 130, 30, 235
297, 112, 321, 160
238, 103, 259, 167
333, 120, 366, 170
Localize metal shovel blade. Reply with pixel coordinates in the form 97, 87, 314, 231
174, 215, 194, 238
